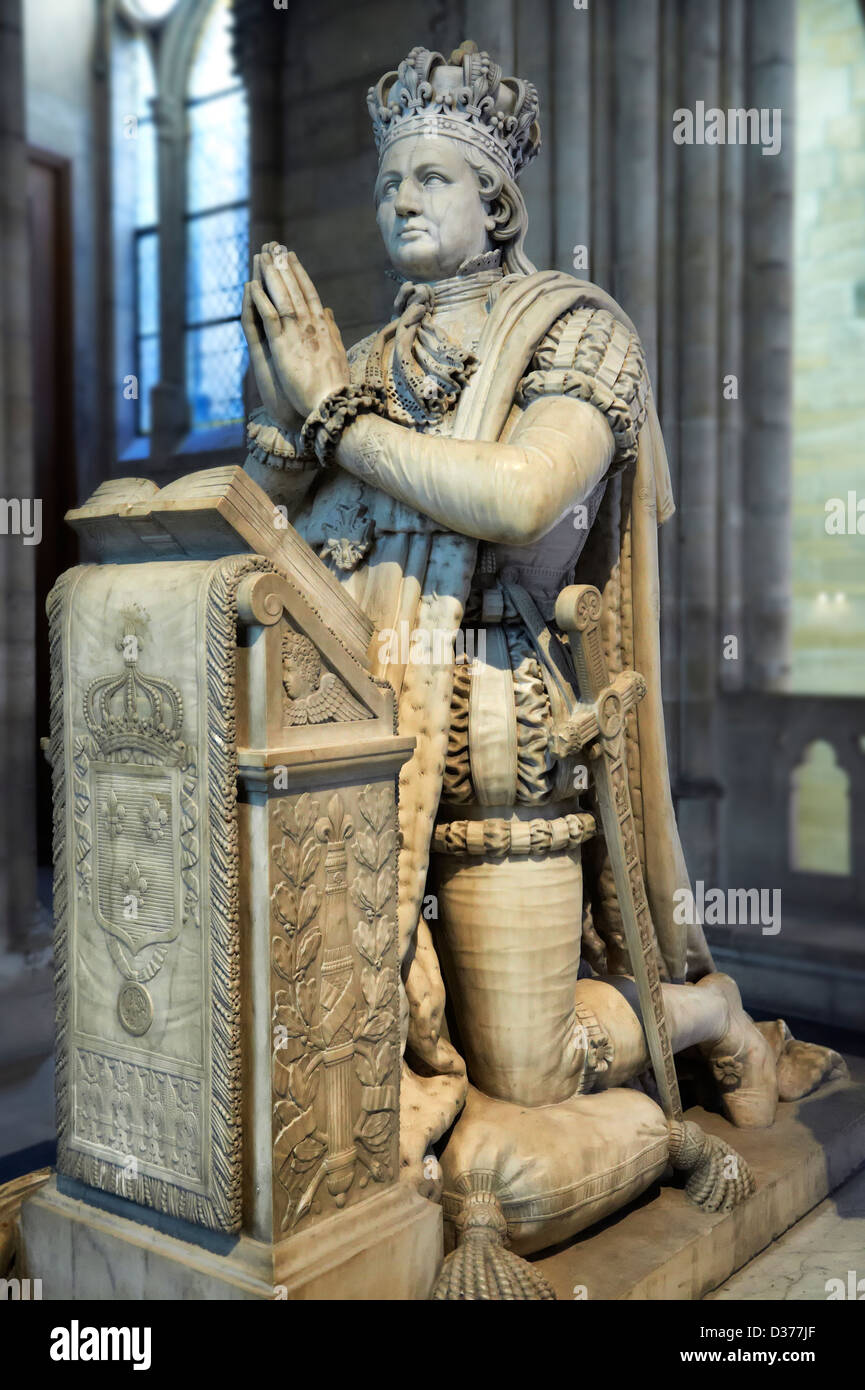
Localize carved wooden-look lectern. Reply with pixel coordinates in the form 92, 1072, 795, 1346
21, 467, 441, 1299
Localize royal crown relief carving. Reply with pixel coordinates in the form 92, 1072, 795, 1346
75, 603, 199, 1040
270, 785, 399, 1234
281, 628, 372, 727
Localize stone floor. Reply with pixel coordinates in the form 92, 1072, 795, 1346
708, 1163, 865, 1300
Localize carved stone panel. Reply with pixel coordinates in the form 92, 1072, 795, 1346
269, 782, 400, 1236
48, 555, 270, 1233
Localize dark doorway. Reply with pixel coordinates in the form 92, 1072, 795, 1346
28, 150, 79, 876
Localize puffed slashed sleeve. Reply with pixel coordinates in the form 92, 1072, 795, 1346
519, 306, 649, 474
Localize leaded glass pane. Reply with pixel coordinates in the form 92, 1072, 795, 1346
135, 116, 158, 228
186, 206, 248, 324
187, 89, 248, 215
186, 319, 246, 428
134, 33, 156, 112
183, 0, 249, 429
136, 230, 159, 335
138, 334, 160, 435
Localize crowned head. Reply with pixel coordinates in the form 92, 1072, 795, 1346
368, 42, 541, 282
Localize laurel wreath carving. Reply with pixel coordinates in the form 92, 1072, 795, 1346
270, 784, 399, 1231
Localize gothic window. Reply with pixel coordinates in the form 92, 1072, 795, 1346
184, 0, 249, 429
122, 0, 181, 18
132, 39, 159, 436
790, 740, 851, 876
113, 0, 248, 454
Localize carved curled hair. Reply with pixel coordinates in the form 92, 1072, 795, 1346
454, 140, 537, 276
281, 629, 321, 687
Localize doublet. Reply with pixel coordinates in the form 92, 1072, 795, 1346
343, 269, 649, 815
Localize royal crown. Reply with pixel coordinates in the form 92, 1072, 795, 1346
367, 41, 541, 183
84, 608, 185, 761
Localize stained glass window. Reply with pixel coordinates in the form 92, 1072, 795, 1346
185, 0, 249, 429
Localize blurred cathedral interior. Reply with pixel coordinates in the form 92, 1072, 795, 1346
1, 0, 863, 1178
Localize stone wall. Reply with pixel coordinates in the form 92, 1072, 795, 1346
24, 0, 112, 505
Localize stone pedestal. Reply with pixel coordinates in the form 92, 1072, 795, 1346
17, 467, 437, 1300
533, 1063, 865, 1300
21, 1175, 441, 1301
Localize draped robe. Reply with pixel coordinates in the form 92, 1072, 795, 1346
283, 270, 713, 1174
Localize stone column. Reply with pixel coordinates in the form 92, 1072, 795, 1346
150, 90, 189, 458
718, 0, 747, 704
466, 0, 516, 74
0, 0, 37, 953
232, 0, 285, 257
672, 0, 724, 883
550, 0, 591, 275
612, 0, 661, 377
657, 0, 683, 774
742, 0, 795, 692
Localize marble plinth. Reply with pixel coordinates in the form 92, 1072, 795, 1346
19, 1177, 442, 1301
533, 1062, 865, 1300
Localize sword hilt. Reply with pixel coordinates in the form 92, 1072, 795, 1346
552, 586, 647, 758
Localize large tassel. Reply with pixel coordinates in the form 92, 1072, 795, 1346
668, 1119, 756, 1212
432, 1190, 556, 1301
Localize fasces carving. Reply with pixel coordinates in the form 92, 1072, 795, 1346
270, 785, 399, 1235
49, 555, 269, 1232
282, 629, 370, 726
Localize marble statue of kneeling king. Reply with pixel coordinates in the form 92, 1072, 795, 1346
241, 40, 846, 1299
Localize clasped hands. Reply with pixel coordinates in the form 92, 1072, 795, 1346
241, 242, 350, 430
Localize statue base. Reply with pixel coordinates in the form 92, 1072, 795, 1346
19, 1177, 442, 1301
533, 1063, 865, 1299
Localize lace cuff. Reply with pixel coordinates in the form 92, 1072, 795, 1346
518, 307, 649, 472
245, 406, 317, 472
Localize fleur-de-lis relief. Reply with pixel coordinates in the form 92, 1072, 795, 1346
105, 788, 126, 838
141, 795, 168, 842
121, 860, 148, 903
314, 792, 354, 848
